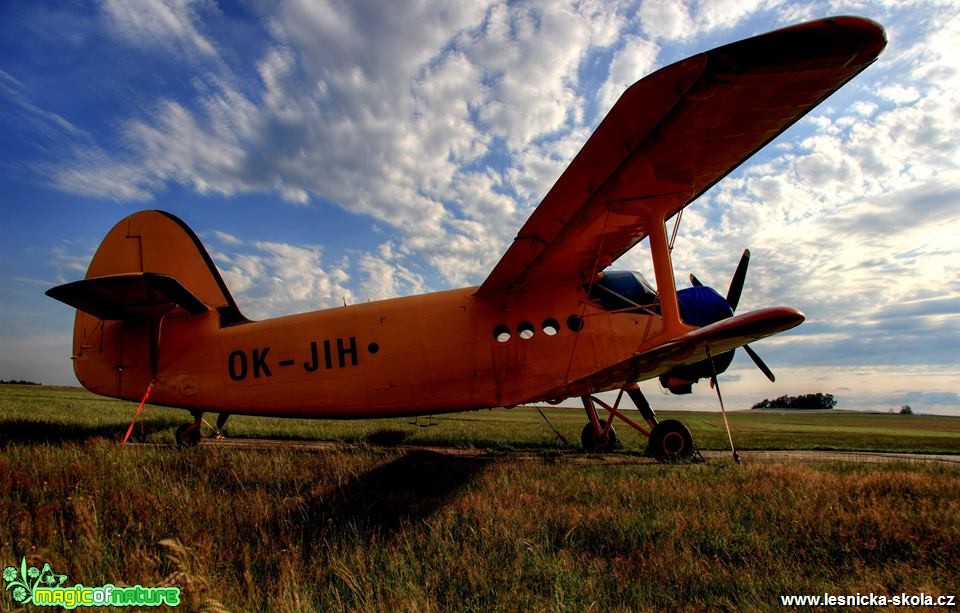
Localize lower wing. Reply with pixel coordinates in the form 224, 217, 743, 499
544, 307, 804, 399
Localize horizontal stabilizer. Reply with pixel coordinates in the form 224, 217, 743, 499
46, 272, 209, 321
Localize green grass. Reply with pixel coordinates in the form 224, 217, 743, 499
2, 384, 958, 454
1, 385, 959, 611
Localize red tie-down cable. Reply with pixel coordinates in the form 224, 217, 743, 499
121, 381, 155, 445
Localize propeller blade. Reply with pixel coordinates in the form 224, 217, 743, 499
743, 344, 775, 382
726, 248, 750, 311
689, 273, 703, 287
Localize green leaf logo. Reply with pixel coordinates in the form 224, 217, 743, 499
3, 558, 67, 605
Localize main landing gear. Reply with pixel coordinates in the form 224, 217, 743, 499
580, 385, 699, 462
175, 411, 229, 447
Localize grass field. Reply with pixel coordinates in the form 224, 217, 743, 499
2, 384, 959, 454
2, 385, 959, 610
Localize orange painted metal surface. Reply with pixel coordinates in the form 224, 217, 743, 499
48, 17, 885, 422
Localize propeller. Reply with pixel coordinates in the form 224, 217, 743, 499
693, 248, 776, 383
726, 248, 750, 310
743, 344, 775, 382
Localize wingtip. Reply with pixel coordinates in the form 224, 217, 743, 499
831, 15, 888, 57
783, 306, 806, 330
712, 15, 888, 75
797, 15, 888, 60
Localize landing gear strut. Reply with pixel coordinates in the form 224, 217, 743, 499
579, 385, 699, 462
580, 395, 619, 452
174, 411, 230, 447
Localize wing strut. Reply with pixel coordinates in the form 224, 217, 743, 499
707, 346, 741, 465
668, 209, 684, 252
640, 197, 694, 339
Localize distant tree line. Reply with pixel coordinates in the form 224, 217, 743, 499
752, 393, 837, 410
0, 379, 41, 385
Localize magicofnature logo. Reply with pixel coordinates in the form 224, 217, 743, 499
3, 558, 180, 609
3, 558, 66, 605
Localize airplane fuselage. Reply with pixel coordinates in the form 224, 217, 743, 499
75, 281, 669, 417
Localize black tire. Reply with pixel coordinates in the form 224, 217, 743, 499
175, 423, 201, 448
581, 420, 618, 453
648, 419, 694, 461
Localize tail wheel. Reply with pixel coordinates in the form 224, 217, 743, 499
648, 419, 694, 461
581, 420, 618, 453
175, 423, 202, 448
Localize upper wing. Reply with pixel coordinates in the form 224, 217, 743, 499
478, 16, 886, 295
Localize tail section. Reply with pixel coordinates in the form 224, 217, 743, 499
47, 210, 246, 399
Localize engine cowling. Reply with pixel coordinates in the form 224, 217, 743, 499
659, 285, 736, 394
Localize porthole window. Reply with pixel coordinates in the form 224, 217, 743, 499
518, 321, 535, 340
567, 314, 584, 332
494, 324, 511, 343
542, 318, 560, 336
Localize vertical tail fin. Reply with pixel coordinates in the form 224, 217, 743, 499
46, 210, 246, 398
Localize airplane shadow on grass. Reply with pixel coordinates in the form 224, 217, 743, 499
300, 449, 490, 545
0, 417, 182, 445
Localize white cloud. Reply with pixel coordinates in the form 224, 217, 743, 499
637, 0, 693, 41
51, 244, 95, 283
210, 235, 353, 319
209, 230, 241, 246
638, 0, 783, 40
692, 0, 781, 33
597, 34, 660, 114
851, 101, 878, 117
877, 84, 921, 104
42, 0, 638, 289
358, 247, 427, 301
100, 0, 218, 58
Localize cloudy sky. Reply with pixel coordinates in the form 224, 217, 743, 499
1, 0, 958, 414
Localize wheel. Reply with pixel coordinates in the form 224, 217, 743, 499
175, 423, 202, 448
581, 420, 618, 453
647, 419, 694, 461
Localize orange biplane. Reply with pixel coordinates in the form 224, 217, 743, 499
48, 17, 885, 459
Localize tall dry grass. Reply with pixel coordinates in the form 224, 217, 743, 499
2, 439, 958, 611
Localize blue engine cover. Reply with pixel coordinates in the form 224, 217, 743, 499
677, 286, 734, 327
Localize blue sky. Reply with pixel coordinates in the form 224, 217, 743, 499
1, 0, 958, 414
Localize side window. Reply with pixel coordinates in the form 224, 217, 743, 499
518, 321, 535, 339
494, 319, 565, 342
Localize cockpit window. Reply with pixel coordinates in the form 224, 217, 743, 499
588, 271, 659, 313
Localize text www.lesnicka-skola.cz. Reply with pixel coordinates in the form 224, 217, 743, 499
781, 592, 955, 607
